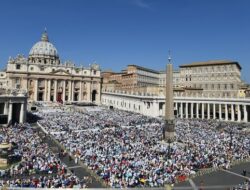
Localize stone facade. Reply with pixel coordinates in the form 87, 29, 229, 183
103, 60, 244, 99
1, 31, 101, 104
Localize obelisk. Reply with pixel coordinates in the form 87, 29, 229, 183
163, 53, 175, 141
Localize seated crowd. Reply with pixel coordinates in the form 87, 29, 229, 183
36, 106, 250, 188
0, 123, 80, 188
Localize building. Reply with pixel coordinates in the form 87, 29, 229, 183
0, 88, 27, 124
103, 60, 244, 99
1, 30, 101, 104
102, 65, 160, 92
177, 60, 242, 98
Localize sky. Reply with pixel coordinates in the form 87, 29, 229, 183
0, 0, 249, 82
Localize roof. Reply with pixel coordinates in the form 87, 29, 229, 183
159, 70, 179, 74
127, 64, 160, 74
180, 60, 241, 70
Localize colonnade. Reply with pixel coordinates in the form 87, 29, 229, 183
0, 101, 27, 124
101, 92, 250, 123
175, 102, 249, 122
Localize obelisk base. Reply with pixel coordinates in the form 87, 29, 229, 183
163, 119, 176, 142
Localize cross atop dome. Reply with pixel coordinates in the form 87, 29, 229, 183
168, 50, 172, 64
41, 28, 49, 42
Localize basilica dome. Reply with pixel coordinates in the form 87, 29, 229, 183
28, 30, 60, 64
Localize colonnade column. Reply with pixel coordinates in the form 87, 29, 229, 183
185, 102, 188, 119
196, 103, 199, 118
47, 80, 51, 101
191, 103, 194, 119
243, 105, 248, 122
180, 102, 183, 118
225, 104, 228, 121
19, 103, 24, 123
213, 103, 216, 119
231, 104, 235, 121
8, 103, 13, 124
237, 104, 241, 122
4, 102, 8, 114
219, 104, 222, 120
54, 80, 57, 102
202, 103, 205, 119
34, 79, 38, 101
207, 103, 210, 119
175, 102, 178, 116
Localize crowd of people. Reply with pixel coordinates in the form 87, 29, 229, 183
0, 123, 80, 188
36, 106, 250, 188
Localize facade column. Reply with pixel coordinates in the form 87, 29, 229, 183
4, 102, 8, 114
153, 101, 159, 117
231, 104, 235, 121
202, 103, 205, 119
87, 82, 91, 102
185, 102, 188, 119
213, 103, 216, 119
191, 103, 194, 119
180, 102, 183, 119
196, 103, 199, 118
47, 80, 51, 101
225, 104, 228, 121
71, 81, 75, 101
237, 104, 241, 122
68, 80, 72, 101
34, 79, 38, 101
54, 80, 57, 102
19, 103, 24, 123
44, 79, 47, 101
243, 105, 248, 122
62, 80, 66, 102
8, 103, 13, 124
219, 104, 222, 120
79, 81, 82, 102
207, 103, 210, 119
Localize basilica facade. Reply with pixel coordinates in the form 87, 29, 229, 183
3, 31, 101, 104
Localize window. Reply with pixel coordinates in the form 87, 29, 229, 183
41, 67, 44, 71
93, 70, 96, 75
16, 64, 21, 70
30, 67, 34, 71
16, 78, 20, 84
52, 69, 55, 72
